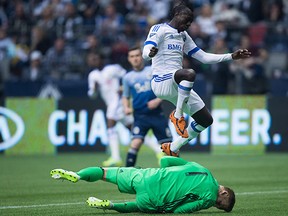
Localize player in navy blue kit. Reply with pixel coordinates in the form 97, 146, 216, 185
122, 47, 173, 167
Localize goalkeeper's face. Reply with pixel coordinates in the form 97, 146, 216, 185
215, 186, 235, 212
215, 195, 229, 211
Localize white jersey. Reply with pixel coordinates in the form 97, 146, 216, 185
143, 23, 230, 116
88, 64, 126, 106
143, 23, 198, 75
143, 23, 232, 76
88, 64, 133, 123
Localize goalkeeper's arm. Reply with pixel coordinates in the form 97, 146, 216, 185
112, 202, 141, 213
87, 197, 140, 213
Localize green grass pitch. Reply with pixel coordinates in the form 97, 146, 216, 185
1, 146, 288, 216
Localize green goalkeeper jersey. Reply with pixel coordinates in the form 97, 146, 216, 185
115, 157, 219, 213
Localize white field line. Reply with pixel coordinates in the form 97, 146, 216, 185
236, 189, 288, 196
1, 190, 288, 210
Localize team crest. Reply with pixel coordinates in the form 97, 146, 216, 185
182, 34, 186, 42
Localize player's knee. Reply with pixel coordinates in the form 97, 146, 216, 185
175, 69, 196, 83
198, 114, 213, 128
207, 115, 213, 126
184, 69, 196, 81
204, 115, 213, 128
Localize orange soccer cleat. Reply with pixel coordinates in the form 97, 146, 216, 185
161, 143, 179, 157
169, 110, 188, 138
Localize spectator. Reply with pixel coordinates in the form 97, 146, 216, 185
44, 37, 84, 80
0, 27, 16, 81
111, 0, 130, 16
238, 0, 265, 23
54, 2, 83, 44
30, 26, 53, 55
80, 34, 103, 59
195, 4, 217, 38
263, 0, 285, 23
146, 0, 171, 23
36, 5, 56, 41
213, 2, 249, 27
230, 35, 268, 94
10, 33, 30, 79
23, 50, 46, 81
0, 7, 8, 29
95, 3, 124, 48
80, 1, 101, 35
125, 3, 153, 37
208, 38, 232, 94
8, 1, 32, 46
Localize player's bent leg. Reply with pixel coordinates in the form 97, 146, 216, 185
50, 169, 80, 183
191, 106, 213, 128
86, 197, 113, 209
171, 69, 195, 138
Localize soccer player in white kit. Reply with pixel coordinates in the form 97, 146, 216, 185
88, 53, 163, 166
142, 4, 251, 156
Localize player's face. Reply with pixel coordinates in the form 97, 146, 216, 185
128, 49, 143, 69
177, 14, 193, 32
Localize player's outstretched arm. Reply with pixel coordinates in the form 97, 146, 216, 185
191, 48, 250, 64
160, 156, 188, 168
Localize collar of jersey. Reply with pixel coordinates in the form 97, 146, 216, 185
165, 22, 178, 31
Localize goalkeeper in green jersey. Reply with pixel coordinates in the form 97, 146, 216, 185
50, 156, 235, 213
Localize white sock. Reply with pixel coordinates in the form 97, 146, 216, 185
144, 135, 161, 154
187, 121, 206, 139
174, 80, 193, 119
170, 121, 206, 152
170, 136, 190, 152
107, 127, 121, 161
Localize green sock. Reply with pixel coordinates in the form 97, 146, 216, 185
77, 167, 103, 182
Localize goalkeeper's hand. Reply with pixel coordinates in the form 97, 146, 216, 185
86, 197, 113, 209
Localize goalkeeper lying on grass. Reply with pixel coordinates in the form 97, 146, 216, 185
50, 156, 235, 213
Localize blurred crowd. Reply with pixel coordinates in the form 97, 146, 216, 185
0, 0, 287, 95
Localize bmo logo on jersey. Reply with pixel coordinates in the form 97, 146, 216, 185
0, 107, 25, 151
167, 44, 182, 51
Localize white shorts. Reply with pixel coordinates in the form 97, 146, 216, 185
151, 72, 205, 116
106, 101, 134, 126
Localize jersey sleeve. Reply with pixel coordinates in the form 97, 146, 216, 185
183, 31, 200, 57
191, 49, 233, 64
173, 199, 214, 213
144, 24, 164, 48
122, 74, 130, 98
143, 24, 165, 60
112, 202, 141, 213
183, 31, 232, 63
